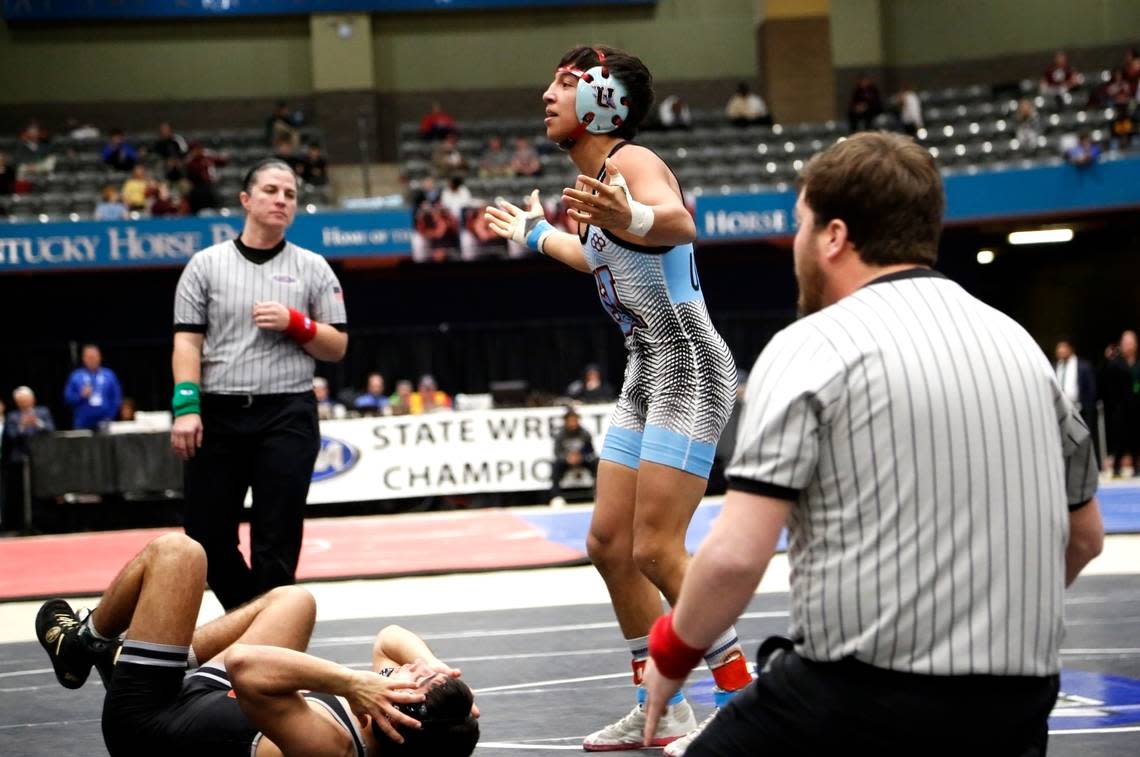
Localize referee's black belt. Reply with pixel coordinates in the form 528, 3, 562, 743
202, 392, 312, 409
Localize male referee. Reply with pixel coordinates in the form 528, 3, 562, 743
642, 132, 1104, 755
171, 158, 348, 610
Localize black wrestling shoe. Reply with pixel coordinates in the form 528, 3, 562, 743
36, 599, 98, 689
76, 608, 122, 688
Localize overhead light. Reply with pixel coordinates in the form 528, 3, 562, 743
1008, 228, 1073, 245
976, 249, 995, 265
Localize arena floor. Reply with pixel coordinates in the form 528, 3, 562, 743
1, 500, 1139, 755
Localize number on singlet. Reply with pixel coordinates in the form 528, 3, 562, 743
593, 265, 646, 337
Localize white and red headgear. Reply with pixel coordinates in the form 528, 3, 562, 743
555, 49, 632, 148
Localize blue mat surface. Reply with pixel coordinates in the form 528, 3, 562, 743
522, 485, 1140, 557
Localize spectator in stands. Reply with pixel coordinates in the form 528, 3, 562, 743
389, 379, 415, 416
412, 197, 460, 262
64, 344, 122, 430
431, 133, 469, 178
1101, 67, 1135, 110
149, 181, 190, 217
1015, 97, 1041, 149
894, 83, 924, 136
301, 142, 329, 186
657, 94, 692, 130
725, 82, 771, 127
120, 165, 153, 213
509, 136, 542, 178
1040, 50, 1082, 103
153, 121, 189, 161
94, 185, 128, 221
847, 74, 884, 133
3, 386, 54, 529
1102, 68, 1136, 149
1065, 132, 1102, 167
312, 377, 343, 421
566, 363, 615, 403
353, 372, 390, 416
414, 375, 452, 414
266, 101, 301, 148
440, 174, 473, 220
1111, 108, 1135, 150
548, 407, 598, 507
102, 129, 138, 172
478, 136, 514, 178
0, 152, 14, 196
15, 120, 56, 178
408, 175, 441, 209
419, 101, 457, 140
1125, 48, 1140, 91
273, 135, 309, 177
185, 141, 226, 213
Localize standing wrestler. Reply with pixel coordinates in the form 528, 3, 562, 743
171, 158, 348, 610
485, 45, 747, 754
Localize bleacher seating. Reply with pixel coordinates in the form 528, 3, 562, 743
1, 126, 331, 223
400, 72, 1137, 202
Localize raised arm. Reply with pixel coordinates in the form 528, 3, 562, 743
562, 151, 696, 248
252, 303, 348, 362
226, 643, 424, 749
484, 190, 591, 272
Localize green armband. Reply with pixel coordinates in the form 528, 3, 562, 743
172, 382, 201, 417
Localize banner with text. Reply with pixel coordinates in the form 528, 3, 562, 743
309, 403, 614, 503
693, 154, 1140, 243
3, 0, 653, 20
0, 208, 413, 273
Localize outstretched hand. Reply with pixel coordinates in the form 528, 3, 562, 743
562, 158, 632, 230
484, 189, 547, 246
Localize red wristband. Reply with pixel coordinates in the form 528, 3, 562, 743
648, 611, 705, 680
285, 307, 318, 344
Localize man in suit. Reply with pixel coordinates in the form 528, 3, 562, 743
1056, 340, 1099, 465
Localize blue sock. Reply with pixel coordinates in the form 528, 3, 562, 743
638, 685, 684, 708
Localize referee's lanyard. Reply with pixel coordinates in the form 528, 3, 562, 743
87, 372, 106, 407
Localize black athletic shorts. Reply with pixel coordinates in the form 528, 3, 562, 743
686, 642, 1060, 757
102, 664, 258, 757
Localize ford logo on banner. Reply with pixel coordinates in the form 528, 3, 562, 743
312, 436, 359, 482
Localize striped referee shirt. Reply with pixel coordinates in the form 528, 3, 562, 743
726, 268, 1098, 677
174, 238, 347, 395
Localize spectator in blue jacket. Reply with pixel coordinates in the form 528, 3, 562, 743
63, 345, 122, 430
102, 129, 138, 172
353, 372, 391, 416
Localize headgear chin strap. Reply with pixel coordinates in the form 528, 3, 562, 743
555, 48, 631, 150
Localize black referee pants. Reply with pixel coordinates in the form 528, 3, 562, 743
688, 647, 1059, 757
183, 392, 319, 610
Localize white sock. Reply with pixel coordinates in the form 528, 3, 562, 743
83, 613, 113, 642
